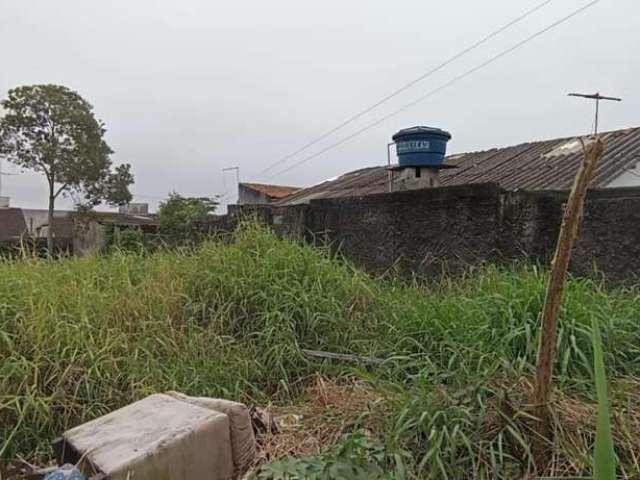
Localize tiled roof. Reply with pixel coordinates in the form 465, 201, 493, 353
240, 183, 300, 199
86, 211, 158, 227
277, 127, 640, 205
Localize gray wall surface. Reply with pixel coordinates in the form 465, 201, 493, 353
238, 184, 271, 205
222, 184, 640, 284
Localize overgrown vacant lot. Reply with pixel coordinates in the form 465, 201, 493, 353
1, 225, 639, 478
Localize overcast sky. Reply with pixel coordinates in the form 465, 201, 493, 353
1, 0, 638, 211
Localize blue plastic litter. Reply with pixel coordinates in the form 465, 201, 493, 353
44, 464, 85, 480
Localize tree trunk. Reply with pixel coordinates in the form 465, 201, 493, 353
47, 182, 55, 256
532, 136, 606, 469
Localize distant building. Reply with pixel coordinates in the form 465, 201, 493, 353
0, 208, 28, 243
237, 183, 300, 205
275, 126, 640, 205
0, 206, 158, 254
119, 203, 150, 215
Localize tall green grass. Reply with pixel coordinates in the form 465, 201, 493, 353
1, 224, 639, 477
592, 317, 616, 480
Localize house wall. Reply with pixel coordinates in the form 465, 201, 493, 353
238, 185, 270, 205
226, 184, 640, 284
605, 163, 640, 188
391, 167, 441, 192
22, 209, 55, 235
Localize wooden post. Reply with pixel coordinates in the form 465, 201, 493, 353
532, 136, 606, 467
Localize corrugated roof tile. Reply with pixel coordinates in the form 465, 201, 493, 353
240, 183, 300, 199
277, 127, 640, 205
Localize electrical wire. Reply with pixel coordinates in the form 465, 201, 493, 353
267, 0, 603, 180
256, 0, 555, 177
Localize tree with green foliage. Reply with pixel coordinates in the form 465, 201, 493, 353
157, 192, 219, 242
0, 84, 134, 253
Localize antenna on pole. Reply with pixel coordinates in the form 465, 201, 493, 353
568, 92, 622, 134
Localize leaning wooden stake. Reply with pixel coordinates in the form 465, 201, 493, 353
532, 136, 606, 467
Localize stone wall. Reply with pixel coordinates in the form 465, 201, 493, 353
225, 184, 640, 283
305, 184, 503, 277
531, 188, 640, 281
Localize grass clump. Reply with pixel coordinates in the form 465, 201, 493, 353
1, 223, 639, 478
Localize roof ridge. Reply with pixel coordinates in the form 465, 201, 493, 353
240, 181, 301, 189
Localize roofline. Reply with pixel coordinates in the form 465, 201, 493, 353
444, 125, 639, 159
274, 125, 640, 205
239, 182, 301, 190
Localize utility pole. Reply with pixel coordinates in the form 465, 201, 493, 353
568, 92, 622, 134
386, 142, 395, 193
222, 166, 240, 202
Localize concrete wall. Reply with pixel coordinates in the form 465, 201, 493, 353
306, 184, 502, 277
225, 184, 640, 284
73, 221, 108, 256
528, 188, 640, 281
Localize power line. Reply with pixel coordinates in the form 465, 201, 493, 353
267, 0, 603, 180
256, 0, 555, 177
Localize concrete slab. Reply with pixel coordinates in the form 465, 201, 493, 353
167, 392, 256, 477
63, 393, 234, 480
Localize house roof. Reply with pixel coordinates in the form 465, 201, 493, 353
0, 208, 28, 241
240, 182, 300, 199
276, 126, 640, 205
84, 211, 158, 227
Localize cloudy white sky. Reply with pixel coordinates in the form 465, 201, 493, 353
1, 0, 638, 211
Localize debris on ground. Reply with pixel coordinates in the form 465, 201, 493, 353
2, 458, 105, 480
54, 392, 255, 480
3, 457, 58, 480
166, 391, 257, 478
43, 464, 84, 480
245, 375, 386, 477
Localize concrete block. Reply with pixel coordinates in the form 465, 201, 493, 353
62, 393, 234, 480
167, 392, 256, 477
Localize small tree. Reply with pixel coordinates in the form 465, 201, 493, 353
0, 84, 134, 253
157, 193, 219, 242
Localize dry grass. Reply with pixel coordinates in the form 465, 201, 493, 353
249, 376, 386, 471
477, 377, 640, 478
248, 375, 640, 479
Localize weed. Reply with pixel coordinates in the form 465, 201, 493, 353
1, 224, 639, 477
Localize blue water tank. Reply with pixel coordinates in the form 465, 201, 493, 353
392, 126, 452, 167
